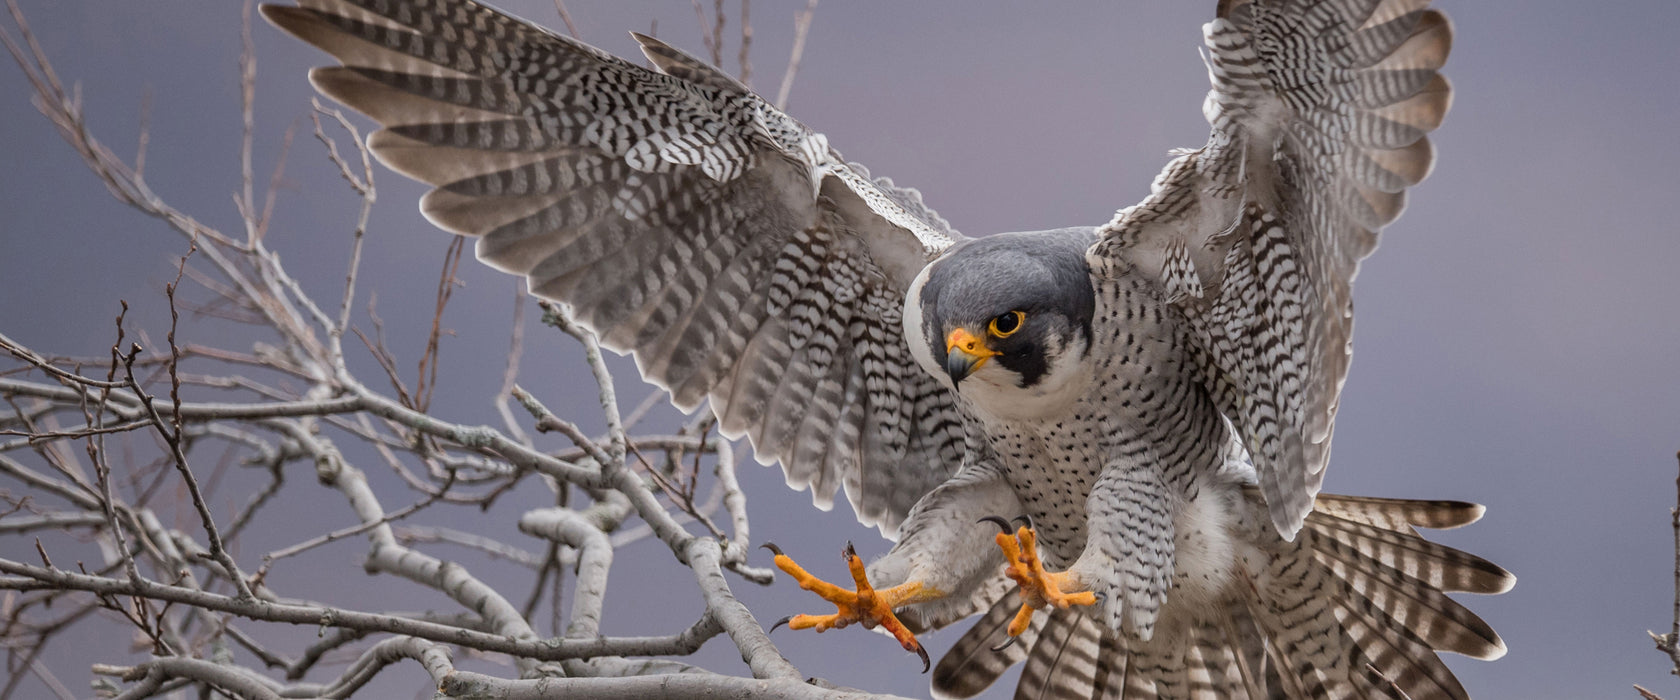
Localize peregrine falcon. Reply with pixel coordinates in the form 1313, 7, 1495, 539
265, 0, 1513, 697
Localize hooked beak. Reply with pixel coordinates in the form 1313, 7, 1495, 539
945, 328, 998, 385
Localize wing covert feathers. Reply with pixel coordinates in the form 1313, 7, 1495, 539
1090, 0, 1455, 539
263, 0, 967, 536
931, 493, 1511, 699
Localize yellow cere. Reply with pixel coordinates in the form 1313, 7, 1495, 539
945, 327, 997, 357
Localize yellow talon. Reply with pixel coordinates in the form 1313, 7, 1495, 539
763, 542, 937, 672
986, 517, 1097, 640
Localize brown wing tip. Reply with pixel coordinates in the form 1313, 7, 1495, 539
627, 30, 671, 55
1411, 499, 1486, 530
256, 4, 311, 37
305, 66, 408, 125
259, 4, 365, 64
1466, 627, 1509, 661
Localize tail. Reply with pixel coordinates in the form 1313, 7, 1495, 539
930, 493, 1513, 700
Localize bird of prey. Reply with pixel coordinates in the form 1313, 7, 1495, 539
265, 0, 1513, 697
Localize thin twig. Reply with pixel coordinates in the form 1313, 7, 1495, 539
255, 120, 296, 243
629, 440, 726, 541
256, 473, 454, 579
415, 238, 465, 413
621, 388, 667, 430
238, 0, 258, 246
552, 0, 580, 38
539, 301, 625, 465
691, 0, 720, 66
520, 541, 560, 621
395, 525, 545, 568
738, 0, 752, 85
24, 656, 73, 700
308, 99, 370, 197
495, 282, 531, 447
132, 87, 151, 181
513, 384, 615, 469
310, 99, 378, 375
122, 338, 253, 599
93, 308, 141, 586
713, 0, 727, 66
775, 0, 818, 110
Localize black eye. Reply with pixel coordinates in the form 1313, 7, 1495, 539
988, 310, 1024, 338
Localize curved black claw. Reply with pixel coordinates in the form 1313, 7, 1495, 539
761, 542, 785, 557
915, 644, 931, 674
978, 515, 1014, 534
843, 541, 857, 559
1011, 513, 1035, 532
770, 615, 793, 634
989, 634, 1018, 653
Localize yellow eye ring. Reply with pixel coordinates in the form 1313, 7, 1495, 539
988, 310, 1025, 338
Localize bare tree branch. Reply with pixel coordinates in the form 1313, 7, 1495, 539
0, 3, 914, 698
776, 0, 819, 110
739, 0, 752, 86
552, 0, 580, 38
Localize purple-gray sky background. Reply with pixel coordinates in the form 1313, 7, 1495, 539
3, 2, 1677, 698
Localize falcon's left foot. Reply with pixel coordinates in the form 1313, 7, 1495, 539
762, 542, 937, 672
984, 516, 1098, 646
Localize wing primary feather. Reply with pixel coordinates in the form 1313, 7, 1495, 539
265, 0, 968, 534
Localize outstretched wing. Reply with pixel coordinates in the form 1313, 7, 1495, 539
1089, 0, 1452, 537
262, 0, 970, 536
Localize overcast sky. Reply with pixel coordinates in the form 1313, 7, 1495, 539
3, 2, 1678, 698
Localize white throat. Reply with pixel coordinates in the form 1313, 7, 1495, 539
956, 335, 1091, 424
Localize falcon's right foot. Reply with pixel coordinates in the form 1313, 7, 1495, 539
763, 542, 940, 672
983, 516, 1097, 643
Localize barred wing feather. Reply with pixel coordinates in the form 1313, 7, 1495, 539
262, 0, 969, 536
1089, 0, 1454, 538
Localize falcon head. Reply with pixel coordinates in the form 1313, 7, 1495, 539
906, 230, 1097, 414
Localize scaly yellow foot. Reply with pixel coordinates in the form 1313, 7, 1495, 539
762, 541, 937, 672
983, 516, 1098, 648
